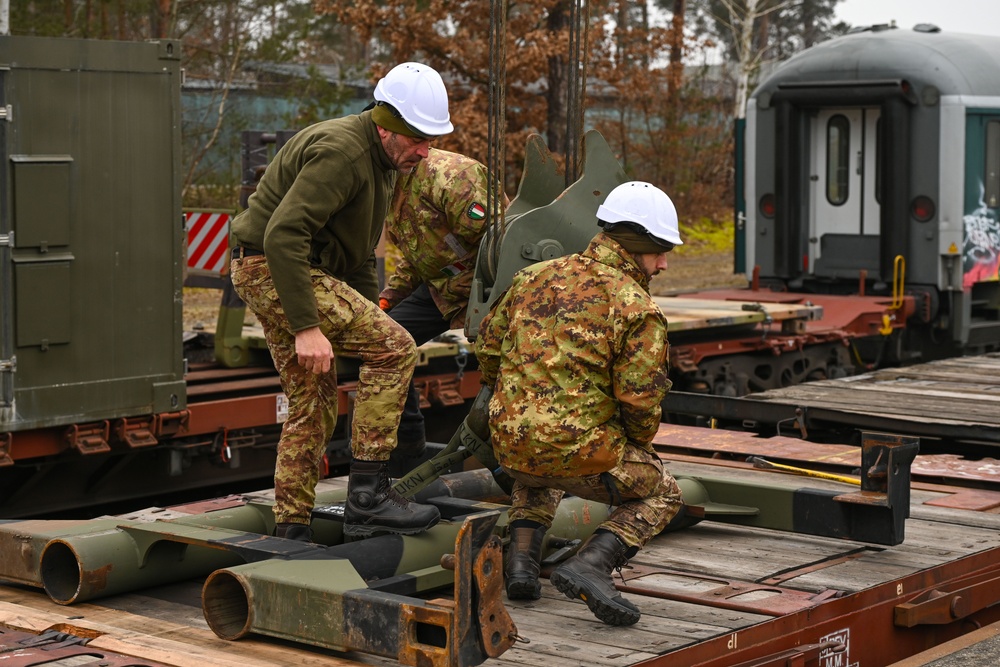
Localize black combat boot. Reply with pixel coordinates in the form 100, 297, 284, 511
343, 460, 441, 537
274, 522, 312, 543
505, 523, 547, 600
549, 530, 641, 626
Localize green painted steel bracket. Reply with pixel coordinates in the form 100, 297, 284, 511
671, 432, 920, 546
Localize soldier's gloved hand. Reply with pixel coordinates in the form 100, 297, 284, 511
379, 298, 391, 312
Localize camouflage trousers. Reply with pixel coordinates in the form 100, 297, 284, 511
231, 255, 417, 524
504, 444, 683, 548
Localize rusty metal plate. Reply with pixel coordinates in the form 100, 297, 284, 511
653, 422, 862, 467
615, 563, 841, 616
0, 627, 172, 666
923, 489, 1000, 512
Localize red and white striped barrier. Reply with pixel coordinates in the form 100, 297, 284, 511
185, 210, 232, 274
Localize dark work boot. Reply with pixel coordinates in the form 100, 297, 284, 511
505, 524, 547, 600
274, 522, 312, 543
549, 530, 641, 626
343, 460, 441, 537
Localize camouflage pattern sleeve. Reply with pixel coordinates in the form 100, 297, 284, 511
381, 149, 504, 326
380, 222, 422, 308
442, 160, 502, 251
474, 287, 511, 389
613, 311, 670, 449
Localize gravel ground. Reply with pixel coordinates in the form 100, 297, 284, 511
650, 249, 746, 296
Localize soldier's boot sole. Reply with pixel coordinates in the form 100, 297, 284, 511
550, 567, 640, 626
505, 575, 542, 600
342, 514, 441, 538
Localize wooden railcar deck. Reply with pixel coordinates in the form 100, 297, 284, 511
724, 353, 1000, 443
3, 452, 999, 667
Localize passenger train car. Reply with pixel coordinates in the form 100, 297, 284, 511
740, 24, 1000, 362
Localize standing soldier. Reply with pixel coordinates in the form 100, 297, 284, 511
476, 181, 685, 626
379, 148, 509, 464
229, 62, 452, 542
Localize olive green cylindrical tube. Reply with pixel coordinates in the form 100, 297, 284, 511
39, 503, 273, 604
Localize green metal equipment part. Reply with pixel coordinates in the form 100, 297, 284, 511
465, 130, 629, 339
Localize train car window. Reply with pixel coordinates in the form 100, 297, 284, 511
987, 120, 1000, 209
875, 117, 883, 205
827, 115, 850, 205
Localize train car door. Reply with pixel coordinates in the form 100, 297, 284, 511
809, 108, 881, 273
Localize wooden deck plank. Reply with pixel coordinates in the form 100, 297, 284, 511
4, 457, 1000, 666
0, 598, 386, 667
735, 353, 1000, 430
745, 385, 1000, 422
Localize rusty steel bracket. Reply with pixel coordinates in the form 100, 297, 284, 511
0, 432, 12, 466
113, 415, 158, 448
425, 377, 467, 407
64, 421, 110, 455
894, 569, 1000, 627
412, 511, 516, 664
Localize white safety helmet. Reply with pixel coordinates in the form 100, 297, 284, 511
597, 181, 683, 247
373, 62, 454, 138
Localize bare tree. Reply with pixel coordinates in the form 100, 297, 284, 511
713, 0, 790, 118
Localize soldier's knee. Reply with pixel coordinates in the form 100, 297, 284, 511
394, 334, 418, 369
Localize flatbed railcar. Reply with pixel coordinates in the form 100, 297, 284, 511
2, 432, 1000, 667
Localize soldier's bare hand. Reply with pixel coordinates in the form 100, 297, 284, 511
295, 326, 334, 374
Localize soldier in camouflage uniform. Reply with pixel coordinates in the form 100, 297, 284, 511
476, 181, 685, 626
379, 148, 508, 464
228, 63, 453, 542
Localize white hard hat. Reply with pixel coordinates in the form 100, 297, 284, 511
373, 62, 454, 137
597, 181, 683, 246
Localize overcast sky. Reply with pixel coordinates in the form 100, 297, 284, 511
833, 0, 1000, 37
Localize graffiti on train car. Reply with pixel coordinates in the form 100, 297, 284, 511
964, 190, 1000, 288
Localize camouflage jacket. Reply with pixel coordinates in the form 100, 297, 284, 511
476, 233, 671, 477
379, 148, 506, 328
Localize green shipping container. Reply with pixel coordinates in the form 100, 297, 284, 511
0, 36, 186, 432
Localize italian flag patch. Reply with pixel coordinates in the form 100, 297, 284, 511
441, 261, 467, 277
467, 202, 486, 220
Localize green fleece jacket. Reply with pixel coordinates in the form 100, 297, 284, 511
230, 110, 396, 332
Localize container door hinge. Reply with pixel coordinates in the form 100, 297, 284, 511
114, 416, 159, 448
0, 231, 13, 247
66, 421, 111, 455
0, 105, 11, 122
0, 356, 15, 373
